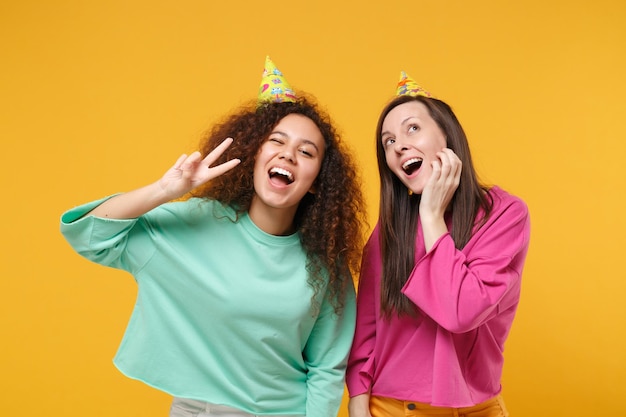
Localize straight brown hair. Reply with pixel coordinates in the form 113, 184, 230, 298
375, 95, 493, 318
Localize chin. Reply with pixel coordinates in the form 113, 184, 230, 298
405, 184, 424, 195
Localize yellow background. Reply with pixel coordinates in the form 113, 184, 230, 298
2, 1, 625, 416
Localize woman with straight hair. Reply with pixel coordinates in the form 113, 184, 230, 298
346, 73, 530, 417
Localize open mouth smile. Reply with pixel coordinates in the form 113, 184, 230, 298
402, 158, 423, 175
269, 167, 294, 185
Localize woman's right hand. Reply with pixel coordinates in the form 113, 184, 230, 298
86, 138, 240, 220
348, 394, 372, 417
158, 137, 241, 201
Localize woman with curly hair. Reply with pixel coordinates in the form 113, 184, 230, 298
60, 57, 365, 417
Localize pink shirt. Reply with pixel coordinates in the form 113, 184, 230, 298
346, 186, 530, 407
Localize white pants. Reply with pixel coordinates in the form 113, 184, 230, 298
169, 397, 305, 417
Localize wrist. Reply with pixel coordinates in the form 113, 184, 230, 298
418, 210, 445, 227
151, 180, 180, 204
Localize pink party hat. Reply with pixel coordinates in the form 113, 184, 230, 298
396, 71, 432, 97
258, 56, 297, 103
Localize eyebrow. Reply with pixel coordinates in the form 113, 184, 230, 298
381, 116, 419, 138
271, 130, 321, 152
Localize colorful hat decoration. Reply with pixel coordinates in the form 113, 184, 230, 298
258, 56, 297, 103
396, 71, 432, 98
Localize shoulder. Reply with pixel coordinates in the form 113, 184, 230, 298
360, 223, 382, 268
487, 186, 529, 218
364, 222, 381, 250
480, 186, 531, 245
145, 198, 237, 224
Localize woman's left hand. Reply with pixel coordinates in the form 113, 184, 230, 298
419, 148, 462, 223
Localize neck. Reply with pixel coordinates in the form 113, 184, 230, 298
248, 198, 298, 236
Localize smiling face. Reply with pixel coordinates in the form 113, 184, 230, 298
250, 113, 325, 234
381, 100, 447, 195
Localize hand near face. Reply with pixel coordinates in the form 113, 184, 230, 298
419, 148, 461, 222
158, 137, 241, 200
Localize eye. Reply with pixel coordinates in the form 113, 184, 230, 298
408, 124, 419, 133
299, 147, 314, 157
268, 136, 284, 145
382, 137, 395, 147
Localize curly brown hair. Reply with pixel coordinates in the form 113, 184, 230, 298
190, 95, 366, 313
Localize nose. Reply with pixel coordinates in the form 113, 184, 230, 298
279, 149, 296, 163
394, 138, 409, 153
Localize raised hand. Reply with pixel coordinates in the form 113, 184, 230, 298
419, 148, 461, 221
86, 138, 240, 220
158, 137, 241, 201
419, 148, 461, 251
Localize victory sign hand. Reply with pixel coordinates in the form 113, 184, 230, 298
158, 138, 241, 200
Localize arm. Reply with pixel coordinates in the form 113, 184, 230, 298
88, 138, 240, 219
403, 195, 530, 333
346, 232, 378, 395
302, 281, 356, 417
348, 394, 372, 417
61, 138, 239, 270
345, 232, 380, 416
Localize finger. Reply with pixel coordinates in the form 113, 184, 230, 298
442, 149, 462, 179
179, 151, 202, 167
207, 158, 241, 179
437, 151, 452, 178
438, 149, 462, 181
202, 137, 235, 166
171, 153, 189, 170
431, 158, 442, 174
452, 157, 462, 181
439, 150, 461, 191
441, 148, 460, 166
425, 160, 442, 192
430, 156, 443, 179
180, 151, 203, 179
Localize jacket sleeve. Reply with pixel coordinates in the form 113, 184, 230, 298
402, 196, 530, 333
345, 229, 380, 397
303, 278, 356, 417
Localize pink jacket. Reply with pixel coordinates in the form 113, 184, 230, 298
346, 186, 530, 407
